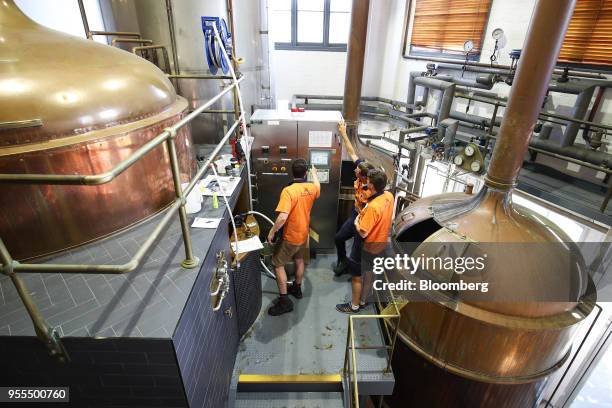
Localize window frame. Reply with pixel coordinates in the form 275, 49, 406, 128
401, 0, 491, 62
274, 0, 349, 52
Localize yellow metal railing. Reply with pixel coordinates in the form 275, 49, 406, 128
343, 270, 403, 408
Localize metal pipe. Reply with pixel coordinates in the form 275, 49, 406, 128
413, 77, 456, 124
166, 137, 199, 269
1, 238, 63, 358
76, 0, 91, 39
561, 86, 597, 146
439, 119, 459, 159
530, 138, 611, 167
168, 74, 235, 80
405, 54, 607, 78
455, 92, 612, 132
88, 30, 141, 39
111, 38, 153, 46
342, 0, 370, 129
485, 0, 577, 190
434, 73, 496, 90
164, 0, 180, 75
0, 77, 243, 185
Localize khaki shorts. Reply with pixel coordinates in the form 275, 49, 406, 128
271, 239, 309, 267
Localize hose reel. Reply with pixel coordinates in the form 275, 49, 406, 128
201, 16, 233, 75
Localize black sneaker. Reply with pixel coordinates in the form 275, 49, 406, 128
333, 260, 348, 276
336, 302, 360, 314
287, 283, 303, 299
268, 296, 294, 316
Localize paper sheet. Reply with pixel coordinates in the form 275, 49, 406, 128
231, 235, 264, 254
308, 130, 332, 148
191, 217, 222, 229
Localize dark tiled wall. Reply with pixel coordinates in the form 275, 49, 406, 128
173, 221, 240, 408
0, 337, 187, 408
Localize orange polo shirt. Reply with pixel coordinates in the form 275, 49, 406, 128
275, 182, 320, 245
356, 191, 394, 252
354, 178, 372, 211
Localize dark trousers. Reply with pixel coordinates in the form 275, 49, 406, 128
335, 208, 358, 263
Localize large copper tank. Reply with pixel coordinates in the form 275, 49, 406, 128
0, 1, 195, 260
385, 1, 596, 406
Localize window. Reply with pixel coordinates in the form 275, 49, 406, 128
271, 0, 352, 51
558, 0, 612, 67
403, 0, 492, 59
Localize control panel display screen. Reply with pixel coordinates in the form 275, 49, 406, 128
310, 150, 330, 167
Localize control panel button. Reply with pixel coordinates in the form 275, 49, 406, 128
262, 146, 270, 154
279, 146, 287, 155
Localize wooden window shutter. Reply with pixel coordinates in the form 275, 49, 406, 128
410, 0, 492, 54
559, 0, 612, 66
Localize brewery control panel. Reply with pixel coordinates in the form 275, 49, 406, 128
250, 109, 343, 250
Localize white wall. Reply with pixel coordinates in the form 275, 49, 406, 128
15, 0, 105, 42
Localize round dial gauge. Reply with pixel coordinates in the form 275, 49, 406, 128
470, 161, 482, 172
453, 155, 464, 166
463, 40, 474, 53
492, 28, 504, 40
464, 145, 475, 157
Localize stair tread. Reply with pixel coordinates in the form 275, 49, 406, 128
235, 391, 344, 408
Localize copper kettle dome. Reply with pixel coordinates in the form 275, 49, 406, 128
0, 0, 178, 145
0, 0, 195, 260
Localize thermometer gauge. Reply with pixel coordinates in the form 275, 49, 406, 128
470, 161, 482, 172
453, 155, 464, 166
464, 145, 476, 157
492, 28, 504, 41
463, 40, 474, 53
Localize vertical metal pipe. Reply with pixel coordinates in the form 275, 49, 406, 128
226, 0, 242, 134
166, 138, 199, 269
484, 0, 577, 190
342, 0, 370, 131
0, 239, 55, 354
76, 0, 91, 39
561, 86, 596, 147
164, 0, 180, 75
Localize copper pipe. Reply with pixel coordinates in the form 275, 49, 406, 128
341, 0, 395, 176
485, 0, 577, 190
342, 0, 369, 127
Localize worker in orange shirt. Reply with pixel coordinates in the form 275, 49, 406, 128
267, 158, 320, 316
336, 169, 393, 314
334, 120, 374, 276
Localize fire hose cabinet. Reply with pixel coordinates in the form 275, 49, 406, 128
250, 109, 344, 251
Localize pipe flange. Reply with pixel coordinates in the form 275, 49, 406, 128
483, 174, 516, 190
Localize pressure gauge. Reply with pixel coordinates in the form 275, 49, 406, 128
464, 145, 475, 157
470, 161, 482, 172
463, 40, 474, 53
492, 28, 504, 41
453, 155, 464, 166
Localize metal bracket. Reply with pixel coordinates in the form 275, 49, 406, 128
210, 251, 230, 311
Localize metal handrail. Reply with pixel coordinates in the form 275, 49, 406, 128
0, 71, 245, 360
343, 270, 402, 408
0, 77, 243, 186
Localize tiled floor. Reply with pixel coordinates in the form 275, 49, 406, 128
234, 253, 391, 378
